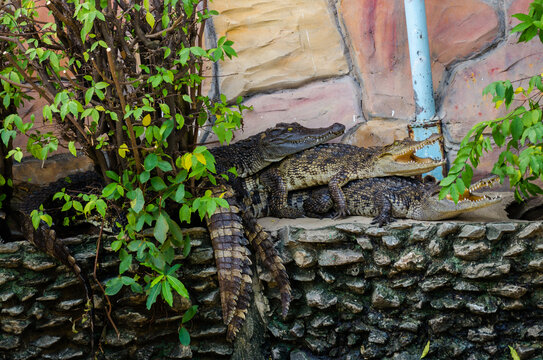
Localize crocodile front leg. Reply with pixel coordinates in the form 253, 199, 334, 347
371, 195, 395, 227
260, 168, 303, 219
328, 170, 350, 218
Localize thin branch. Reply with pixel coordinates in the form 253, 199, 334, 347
0, 74, 34, 89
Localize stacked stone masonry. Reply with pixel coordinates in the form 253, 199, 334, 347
1, 220, 542, 359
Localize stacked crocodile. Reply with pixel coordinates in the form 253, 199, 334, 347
2, 122, 503, 346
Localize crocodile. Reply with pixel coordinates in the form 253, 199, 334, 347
257, 134, 445, 218
301, 175, 502, 225
205, 121, 345, 340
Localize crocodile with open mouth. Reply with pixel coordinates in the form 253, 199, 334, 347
258, 134, 445, 218
301, 175, 502, 226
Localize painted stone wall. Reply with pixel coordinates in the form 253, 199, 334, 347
1, 219, 542, 359
206, 0, 543, 181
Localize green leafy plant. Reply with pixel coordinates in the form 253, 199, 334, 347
440, 0, 543, 202
0, 0, 248, 345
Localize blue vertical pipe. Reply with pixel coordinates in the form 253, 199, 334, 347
404, 0, 443, 179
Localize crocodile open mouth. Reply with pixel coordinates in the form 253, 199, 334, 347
390, 134, 443, 164
446, 176, 501, 202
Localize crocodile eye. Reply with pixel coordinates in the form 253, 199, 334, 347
394, 140, 399, 145
288, 128, 293, 131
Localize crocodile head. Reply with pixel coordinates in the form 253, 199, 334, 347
373, 134, 445, 176
259, 122, 345, 162
409, 176, 502, 220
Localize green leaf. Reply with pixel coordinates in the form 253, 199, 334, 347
183, 234, 191, 258
151, 177, 167, 191
174, 184, 185, 202
161, 281, 173, 306
509, 346, 520, 360
420, 340, 430, 358
179, 204, 191, 224
178, 327, 190, 346
182, 305, 198, 323
167, 275, 189, 298
166, 216, 185, 248
511, 116, 524, 141
102, 182, 117, 197
154, 213, 169, 243
105, 277, 123, 295
144, 153, 158, 171
119, 249, 132, 274
68, 141, 77, 157
146, 12, 155, 28
131, 188, 145, 213
140, 171, 151, 183
146, 282, 161, 310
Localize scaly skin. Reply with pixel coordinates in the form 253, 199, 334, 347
259, 134, 445, 218
303, 176, 502, 225
205, 122, 345, 340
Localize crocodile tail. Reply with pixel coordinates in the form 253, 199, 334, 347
226, 255, 253, 342
17, 213, 95, 350
243, 213, 291, 318
205, 185, 252, 325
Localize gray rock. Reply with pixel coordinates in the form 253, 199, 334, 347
486, 223, 517, 241
292, 247, 316, 268
0, 334, 20, 350
462, 262, 510, 279
57, 298, 84, 311
373, 251, 391, 266
36, 316, 70, 329
168, 345, 193, 359
518, 222, 543, 239
466, 296, 498, 314
368, 329, 388, 344
458, 225, 486, 239
317, 248, 364, 266
335, 223, 364, 235
453, 242, 490, 260
410, 225, 434, 242
298, 229, 346, 243
391, 277, 417, 289
503, 242, 527, 257
489, 284, 528, 299
292, 269, 316, 282
114, 309, 150, 325
356, 236, 374, 250
22, 255, 56, 271
0, 270, 16, 286
420, 277, 449, 292
437, 222, 459, 237
188, 247, 214, 264
467, 327, 496, 342
0, 254, 22, 268
394, 251, 426, 271
501, 299, 525, 310
290, 349, 312, 360
32, 335, 61, 348
190, 324, 227, 338
1, 305, 24, 316
365, 227, 389, 237
197, 288, 219, 305
105, 329, 136, 346
305, 288, 337, 309
0, 242, 21, 254
310, 314, 335, 328
341, 297, 365, 313
528, 257, 543, 271
372, 284, 403, 308
526, 324, 543, 339
289, 320, 305, 338
429, 314, 452, 333
399, 320, 421, 332
304, 336, 331, 354
1, 319, 32, 335
427, 238, 444, 257
317, 269, 336, 283
344, 278, 368, 294
453, 281, 481, 292
382, 235, 401, 249
194, 342, 233, 356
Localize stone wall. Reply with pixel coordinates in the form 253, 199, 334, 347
206, 0, 543, 183
1, 219, 542, 359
